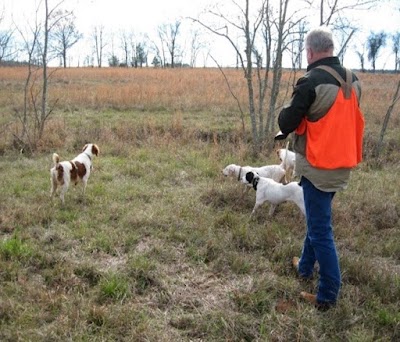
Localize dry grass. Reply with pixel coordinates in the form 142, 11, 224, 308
0, 67, 248, 113
0, 67, 399, 341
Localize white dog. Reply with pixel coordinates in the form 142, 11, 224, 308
222, 163, 286, 185
50, 143, 99, 204
276, 148, 296, 182
241, 171, 305, 217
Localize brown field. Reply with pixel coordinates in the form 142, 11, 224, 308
1, 66, 399, 139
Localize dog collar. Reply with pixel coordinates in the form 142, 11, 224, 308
252, 177, 259, 191
237, 167, 242, 181
84, 152, 92, 160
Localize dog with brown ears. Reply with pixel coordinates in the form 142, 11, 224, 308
50, 144, 99, 204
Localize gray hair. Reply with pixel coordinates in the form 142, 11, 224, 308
305, 28, 334, 53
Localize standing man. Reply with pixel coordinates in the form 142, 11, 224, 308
276, 27, 364, 310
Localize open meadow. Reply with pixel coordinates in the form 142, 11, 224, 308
0, 67, 399, 341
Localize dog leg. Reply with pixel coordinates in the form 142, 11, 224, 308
80, 180, 88, 204
251, 202, 262, 216
59, 185, 68, 205
50, 177, 57, 199
268, 204, 277, 216
82, 180, 87, 195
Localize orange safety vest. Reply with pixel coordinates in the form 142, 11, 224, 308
295, 66, 365, 170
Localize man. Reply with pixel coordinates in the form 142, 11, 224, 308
276, 27, 364, 310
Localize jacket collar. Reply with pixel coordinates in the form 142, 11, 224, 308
307, 56, 341, 72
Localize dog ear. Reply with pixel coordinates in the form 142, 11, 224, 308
92, 144, 99, 156
82, 144, 88, 152
245, 171, 254, 184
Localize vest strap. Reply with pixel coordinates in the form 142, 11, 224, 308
316, 65, 352, 99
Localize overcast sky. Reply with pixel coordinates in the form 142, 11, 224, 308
2, 0, 400, 69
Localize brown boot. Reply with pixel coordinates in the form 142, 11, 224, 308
300, 292, 335, 311
300, 291, 317, 305
292, 257, 300, 270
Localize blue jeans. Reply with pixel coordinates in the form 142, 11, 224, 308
299, 176, 341, 304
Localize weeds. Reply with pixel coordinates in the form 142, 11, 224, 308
99, 273, 130, 302
0, 235, 32, 261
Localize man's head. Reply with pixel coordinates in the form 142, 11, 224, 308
305, 28, 334, 65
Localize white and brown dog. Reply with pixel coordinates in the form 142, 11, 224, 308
50, 143, 99, 204
242, 171, 305, 217
222, 163, 286, 185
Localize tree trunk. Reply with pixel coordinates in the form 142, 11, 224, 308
374, 80, 400, 157
40, 0, 49, 142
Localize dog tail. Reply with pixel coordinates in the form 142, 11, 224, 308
284, 141, 290, 165
52, 153, 60, 166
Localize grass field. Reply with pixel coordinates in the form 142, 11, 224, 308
0, 67, 399, 341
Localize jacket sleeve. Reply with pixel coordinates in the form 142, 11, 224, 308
278, 75, 316, 135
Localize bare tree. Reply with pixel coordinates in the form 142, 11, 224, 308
40, 0, 65, 147
108, 31, 118, 66
264, 0, 306, 139
391, 32, 400, 72
158, 20, 182, 68
0, 9, 15, 63
51, 10, 81, 68
191, 0, 267, 151
334, 16, 357, 62
314, 0, 378, 26
150, 39, 163, 68
355, 50, 365, 72
189, 29, 204, 68
374, 80, 400, 157
288, 19, 308, 71
0, 29, 14, 62
126, 32, 148, 68
120, 29, 131, 67
367, 31, 387, 72
92, 25, 107, 67
14, 9, 41, 151
13, 0, 64, 153
308, 0, 379, 58
192, 0, 305, 153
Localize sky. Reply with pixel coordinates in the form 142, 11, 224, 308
1, 0, 400, 69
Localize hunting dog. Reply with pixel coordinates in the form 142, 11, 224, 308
242, 171, 305, 217
222, 163, 286, 186
50, 143, 99, 204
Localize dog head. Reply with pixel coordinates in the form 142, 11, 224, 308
275, 140, 291, 162
242, 171, 260, 190
82, 143, 100, 157
222, 164, 237, 177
